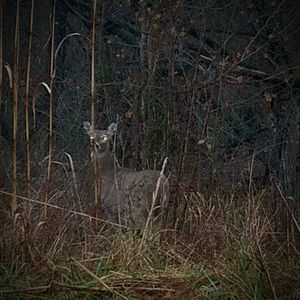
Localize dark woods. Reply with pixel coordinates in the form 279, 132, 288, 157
1, 0, 299, 197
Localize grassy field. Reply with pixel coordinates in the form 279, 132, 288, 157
0, 180, 299, 300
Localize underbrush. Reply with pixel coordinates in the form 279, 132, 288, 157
0, 183, 299, 299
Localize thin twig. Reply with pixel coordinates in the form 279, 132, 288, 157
0, 190, 128, 229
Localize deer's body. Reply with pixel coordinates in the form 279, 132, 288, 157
84, 122, 169, 229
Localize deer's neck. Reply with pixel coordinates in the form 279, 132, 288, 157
94, 152, 116, 178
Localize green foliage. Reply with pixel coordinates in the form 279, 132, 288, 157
0, 262, 27, 287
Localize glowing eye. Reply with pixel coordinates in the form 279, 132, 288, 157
101, 135, 108, 142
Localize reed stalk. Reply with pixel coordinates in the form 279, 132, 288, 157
91, 0, 100, 221
43, 0, 56, 221
25, 0, 34, 217
0, 0, 3, 106
0, 0, 3, 172
12, 0, 20, 217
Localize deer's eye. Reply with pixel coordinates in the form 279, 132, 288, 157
101, 135, 108, 142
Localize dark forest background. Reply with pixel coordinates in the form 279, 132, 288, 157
1, 0, 300, 196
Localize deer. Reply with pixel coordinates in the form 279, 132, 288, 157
83, 121, 169, 231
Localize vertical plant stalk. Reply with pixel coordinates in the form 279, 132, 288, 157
12, 0, 20, 217
0, 0, 3, 107
173, 81, 196, 226
25, 0, 34, 216
0, 0, 3, 170
139, 1, 146, 154
139, 157, 168, 250
91, 0, 100, 220
165, 4, 176, 160
44, 0, 56, 221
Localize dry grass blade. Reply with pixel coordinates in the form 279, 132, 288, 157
0, 284, 51, 295
0, 190, 128, 229
3, 64, 12, 88
64, 151, 80, 203
55, 32, 81, 59
40, 81, 51, 94
274, 180, 300, 233
71, 257, 128, 300
139, 156, 168, 250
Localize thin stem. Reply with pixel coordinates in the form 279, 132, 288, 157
91, 0, 100, 221
25, 0, 34, 217
44, 0, 56, 221
12, 0, 20, 217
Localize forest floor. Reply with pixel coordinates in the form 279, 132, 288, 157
0, 183, 299, 300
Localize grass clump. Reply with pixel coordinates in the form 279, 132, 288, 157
0, 182, 299, 299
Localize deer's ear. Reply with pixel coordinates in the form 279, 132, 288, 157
108, 123, 117, 135
83, 121, 91, 134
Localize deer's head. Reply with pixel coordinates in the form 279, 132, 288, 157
83, 121, 117, 158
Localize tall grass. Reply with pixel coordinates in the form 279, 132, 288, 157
0, 183, 299, 299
